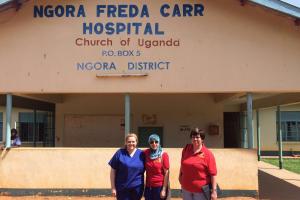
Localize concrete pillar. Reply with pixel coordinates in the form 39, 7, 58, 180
277, 106, 283, 169
5, 94, 12, 148
247, 93, 254, 149
256, 109, 261, 161
125, 94, 131, 136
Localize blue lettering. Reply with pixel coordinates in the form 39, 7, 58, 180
96, 4, 149, 18
172, 4, 181, 17
183, 4, 193, 17
155, 23, 164, 35
116, 23, 126, 34
96, 5, 107, 17
111, 62, 116, 70
144, 23, 153, 35
44, 5, 54, 17
83, 23, 93, 34
107, 5, 117, 17
118, 5, 127, 18
55, 5, 64, 17
128, 62, 134, 70
34, 5, 85, 18
77, 5, 86, 17
105, 23, 115, 35
140, 5, 149, 18
160, 4, 170, 17
129, 5, 139, 18
65, 5, 75, 17
195, 4, 204, 16
85, 63, 93, 70
132, 23, 142, 34
94, 62, 102, 70
33, 5, 44, 17
94, 23, 104, 34
77, 63, 85, 70
77, 62, 116, 70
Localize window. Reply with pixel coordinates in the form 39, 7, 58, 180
278, 111, 300, 142
0, 113, 3, 141
19, 112, 48, 142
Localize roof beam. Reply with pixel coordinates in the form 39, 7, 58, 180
241, 93, 300, 110
13, 94, 64, 104
214, 93, 246, 103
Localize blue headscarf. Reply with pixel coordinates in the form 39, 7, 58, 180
148, 134, 163, 160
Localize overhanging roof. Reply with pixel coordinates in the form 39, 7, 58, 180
0, 0, 12, 6
249, 0, 300, 19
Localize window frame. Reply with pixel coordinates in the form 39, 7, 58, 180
277, 111, 300, 142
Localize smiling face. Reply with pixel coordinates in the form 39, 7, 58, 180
126, 136, 137, 151
149, 140, 159, 150
191, 134, 203, 147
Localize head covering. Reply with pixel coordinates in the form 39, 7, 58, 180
148, 134, 163, 160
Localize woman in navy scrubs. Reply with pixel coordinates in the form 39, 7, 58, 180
109, 133, 145, 200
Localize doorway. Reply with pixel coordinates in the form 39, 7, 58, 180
224, 112, 240, 148
138, 127, 163, 147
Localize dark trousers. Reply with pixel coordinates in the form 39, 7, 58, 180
144, 186, 166, 200
117, 185, 144, 200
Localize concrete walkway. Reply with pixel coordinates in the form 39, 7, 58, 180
258, 161, 300, 200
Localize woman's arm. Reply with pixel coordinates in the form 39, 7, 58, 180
160, 169, 169, 198
110, 168, 117, 197
178, 166, 182, 184
210, 175, 217, 200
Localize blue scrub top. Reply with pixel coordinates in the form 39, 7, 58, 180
109, 148, 145, 191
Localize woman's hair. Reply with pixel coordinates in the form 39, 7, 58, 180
11, 128, 18, 140
190, 127, 205, 140
11, 128, 18, 135
125, 133, 138, 144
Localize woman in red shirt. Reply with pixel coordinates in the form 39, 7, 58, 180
179, 128, 218, 200
144, 134, 170, 200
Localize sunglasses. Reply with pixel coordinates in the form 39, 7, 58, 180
150, 140, 159, 144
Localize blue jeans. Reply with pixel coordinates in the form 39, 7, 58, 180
144, 186, 166, 200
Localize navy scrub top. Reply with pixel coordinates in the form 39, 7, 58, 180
109, 148, 145, 191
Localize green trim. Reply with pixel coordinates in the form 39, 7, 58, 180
0, 189, 258, 198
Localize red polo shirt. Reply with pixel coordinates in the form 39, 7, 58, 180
180, 144, 217, 193
144, 149, 170, 187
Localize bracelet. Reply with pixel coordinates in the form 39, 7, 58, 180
211, 189, 217, 192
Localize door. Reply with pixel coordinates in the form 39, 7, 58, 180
224, 112, 240, 148
138, 127, 163, 147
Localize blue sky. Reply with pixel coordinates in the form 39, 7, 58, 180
0, 0, 8, 4
281, 0, 300, 8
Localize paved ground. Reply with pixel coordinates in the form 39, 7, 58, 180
258, 161, 300, 200
0, 197, 256, 200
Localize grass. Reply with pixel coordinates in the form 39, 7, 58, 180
262, 158, 300, 174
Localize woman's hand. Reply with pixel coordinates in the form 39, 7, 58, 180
111, 188, 117, 197
178, 172, 182, 185
211, 190, 217, 200
160, 187, 167, 199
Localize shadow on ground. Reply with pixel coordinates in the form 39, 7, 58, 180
259, 170, 300, 200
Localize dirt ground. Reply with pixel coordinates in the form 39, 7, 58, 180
0, 197, 257, 200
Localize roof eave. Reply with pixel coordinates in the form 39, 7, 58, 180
249, 0, 300, 19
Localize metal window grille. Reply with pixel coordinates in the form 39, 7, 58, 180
0, 112, 2, 141
277, 111, 300, 142
18, 111, 55, 146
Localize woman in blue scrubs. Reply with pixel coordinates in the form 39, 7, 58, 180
109, 133, 145, 200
